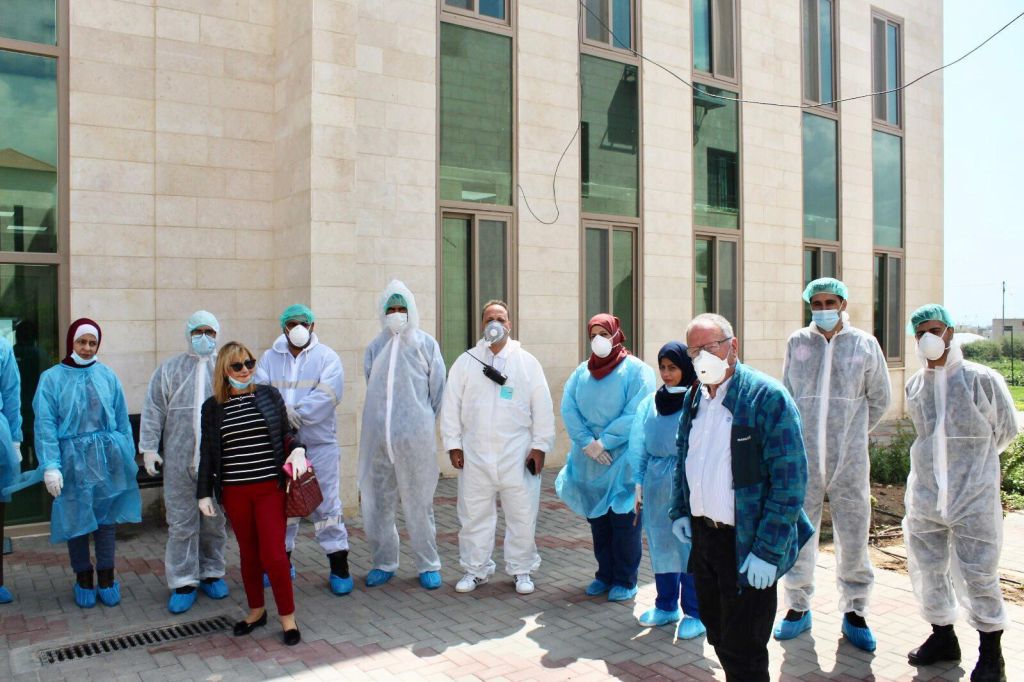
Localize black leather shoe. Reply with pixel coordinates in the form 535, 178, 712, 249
283, 628, 301, 646
908, 625, 960, 666
232, 611, 267, 636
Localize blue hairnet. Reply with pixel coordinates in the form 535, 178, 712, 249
280, 304, 315, 327
802, 277, 848, 303
385, 293, 407, 311
907, 303, 954, 335
186, 310, 220, 334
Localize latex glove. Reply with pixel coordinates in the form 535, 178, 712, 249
671, 517, 692, 545
286, 405, 303, 430
285, 447, 308, 480
142, 451, 163, 476
634, 484, 643, 515
13, 442, 21, 463
44, 468, 63, 498
740, 553, 778, 590
198, 497, 217, 517
582, 439, 611, 465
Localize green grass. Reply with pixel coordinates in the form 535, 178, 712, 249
1010, 385, 1024, 411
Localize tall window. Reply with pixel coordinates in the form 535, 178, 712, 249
802, 0, 835, 107
694, 236, 738, 327
692, 0, 737, 82
584, 225, 636, 353
438, 13, 514, 366
582, 0, 635, 52
580, 55, 638, 217
871, 13, 901, 127
0, 0, 64, 526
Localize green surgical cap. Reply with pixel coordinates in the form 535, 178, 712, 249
186, 310, 220, 333
802, 277, 848, 303
280, 304, 315, 327
907, 303, 954, 335
385, 293, 407, 311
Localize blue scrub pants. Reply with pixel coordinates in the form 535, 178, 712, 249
655, 572, 701, 616
67, 524, 116, 573
588, 510, 642, 588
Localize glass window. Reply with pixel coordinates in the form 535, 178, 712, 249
0, 50, 58, 253
872, 130, 902, 248
693, 0, 735, 80
693, 0, 711, 73
585, 225, 636, 353
693, 84, 739, 230
444, 0, 506, 21
0, 0, 57, 45
695, 237, 712, 315
439, 23, 512, 206
580, 55, 639, 217
584, 0, 633, 50
611, 228, 634, 349
802, 0, 834, 105
803, 113, 838, 241
873, 252, 902, 360
694, 235, 738, 330
803, 246, 839, 324
872, 15, 901, 126
585, 228, 609, 321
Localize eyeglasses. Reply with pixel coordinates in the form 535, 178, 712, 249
190, 330, 215, 338
686, 338, 732, 359
228, 359, 256, 372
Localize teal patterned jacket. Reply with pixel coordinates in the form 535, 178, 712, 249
669, 362, 814, 586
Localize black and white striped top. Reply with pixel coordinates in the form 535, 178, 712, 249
219, 393, 277, 486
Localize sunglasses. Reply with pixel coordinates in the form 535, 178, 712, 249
228, 359, 256, 372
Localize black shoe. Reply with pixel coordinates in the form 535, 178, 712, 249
283, 628, 301, 646
232, 611, 267, 636
96, 568, 115, 589
908, 624, 961, 666
971, 630, 1006, 682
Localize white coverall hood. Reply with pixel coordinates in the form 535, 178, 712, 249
377, 279, 420, 334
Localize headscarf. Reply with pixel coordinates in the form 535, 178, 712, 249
63, 318, 101, 367
654, 341, 696, 416
586, 313, 630, 380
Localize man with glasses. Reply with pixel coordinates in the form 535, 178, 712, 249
140, 311, 229, 613
903, 304, 1015, 682
669, 313, 813, 682
255, 304, 351, 595
775, 278, 891, 651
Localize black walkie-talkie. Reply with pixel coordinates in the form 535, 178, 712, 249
464, 351, 508, 385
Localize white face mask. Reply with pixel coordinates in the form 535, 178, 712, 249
664, 385, 687, 394
693, 349, 730, 385
483, 320, 509, 346
590, 335, 613, 358
70, 351, 94, 366
917, 332, 948, 361
385, 312, 408, 333
287, 324, 311, 348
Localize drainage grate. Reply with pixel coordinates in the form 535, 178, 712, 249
38, 614, 233, 666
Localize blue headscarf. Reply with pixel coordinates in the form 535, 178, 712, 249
654, 341, 696, 416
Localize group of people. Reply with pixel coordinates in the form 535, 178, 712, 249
0, 277, 1013, 681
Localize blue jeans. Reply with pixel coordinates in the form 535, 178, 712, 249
588, 510, 642, 588
655, 572, 701, 617
67, 525, 116, 574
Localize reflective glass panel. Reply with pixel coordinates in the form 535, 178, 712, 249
695, 238, 712, 315
445, 0, 473, 9
717, 240, 737, 329
873, 254, 884, 345
886, 256, 902, 358
478, 219, 507, 305
611, 0, 631, 49
872, 131, 902, 248
886, 23, 900, 125
803, 113, 838, 241
585, 0, 609, 44
442, 217, 472, 367
692, 0, 711, 72
871, 18, 886, 120
714, 0, 735, 79
822, 249, 837, 277
479, 0, 505, 20
0, 0, 57, 45
585, 228, 609, 324
693, 84, 738, 229
612, 229, 634, 352
580, 55, 638, 217
819, 0, 834, 104
801, 0, 819, 102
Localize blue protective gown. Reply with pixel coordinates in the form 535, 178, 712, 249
33, 362, 141, 543
556, 356, 656, 518
0, 339, 23, 503
627, 394, 690, 574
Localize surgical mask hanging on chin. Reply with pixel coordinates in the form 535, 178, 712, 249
385, 312, 408, 334
227, 376, 253, 390
664, 385, 687, 394
811, 310, 841, 332
483, 320, 509, 346
693, 350, 730, 385
191, 334, 216, 356
287, 324, 310, 348
917, 332, 948, 361
70, 352, 94, 366
590, 335, 613, 358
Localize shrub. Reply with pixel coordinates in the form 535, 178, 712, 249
1002, 433, 1024, 510
869, 425, 914, 485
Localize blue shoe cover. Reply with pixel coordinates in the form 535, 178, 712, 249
0, 585, 12, 604
638, 607, 681, 627
329, 574, 354, 595
585, 578, 610, 596
773, 611, 812, 640
419, 571, 442, 590
97, 581, 121, 607
608, 585, 638, 602
842, 615, 877, 652
199, 578, 229, 600
263, 565, 295, 587
676, 616, 707, 640
74, 583, 97, 608
168, 590, 197, 614
365, 569, 394, 587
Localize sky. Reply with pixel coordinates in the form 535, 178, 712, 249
944, 0, 1024, 328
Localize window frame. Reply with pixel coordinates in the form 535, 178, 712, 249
802, 243, 841, 325
870, 10, 903, 132
801, 0, 839, 109
872, 249, 904, 363
441, 0, 512, 28
801, 110, 842, 300
579, 220, 641, 359
692, 231, 742, 333
580, 0, 638, 58
691, 0, 740, 86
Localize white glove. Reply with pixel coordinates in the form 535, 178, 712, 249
198, 497, 217, 517
286, 405, 303, 430
582, 439, 611, 465
286, 447, 308, 480
44, 468, 63, 498
671, 517, 692, 545
12, 442, 21, 463
142, 451, 163, 476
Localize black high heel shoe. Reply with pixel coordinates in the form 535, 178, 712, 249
232, 611, 267, 636
283, 628, 301, 646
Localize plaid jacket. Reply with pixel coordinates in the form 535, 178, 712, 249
670, 362, 814, 585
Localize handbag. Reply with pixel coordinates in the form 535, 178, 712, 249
285, 466, 323, 518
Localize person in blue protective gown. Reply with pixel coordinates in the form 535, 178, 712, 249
628, 342, 706, 639
0, 335, 23, 605
34, 318, 141, 608
556, 313, 656, 602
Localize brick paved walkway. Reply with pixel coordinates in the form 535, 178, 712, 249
1, 472, 1021, 681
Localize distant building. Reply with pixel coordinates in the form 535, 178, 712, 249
992, 319, 1024, 341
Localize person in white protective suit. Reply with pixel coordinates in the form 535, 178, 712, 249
140, 311, 229, 614
903, 304, 1016, 682
255, 304, 352, 596
441, 300, 555, 595
775, 278, 891, 651
358, 281, 446, 590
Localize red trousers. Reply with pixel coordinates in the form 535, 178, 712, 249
221, 480, 294, 616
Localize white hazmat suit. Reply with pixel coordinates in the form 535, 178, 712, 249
358, 281, 446, 574
441, 338, 555, 579
903, 342, 1017, 632
782, 314, 891, 615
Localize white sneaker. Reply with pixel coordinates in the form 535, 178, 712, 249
514, 574, 535, 594
455, 574, 488, 593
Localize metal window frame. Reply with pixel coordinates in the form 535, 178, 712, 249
802, 243, 841, 325
579, 0, 639, 59
579, 220, 641, 359
692, 231, 742, 333
870, 8, 904, 132
800, 0, 839, 110
801, 110, 843, 282
872, 248, 904, 364
441, 0, 513, 33
691, 0, 741, 86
